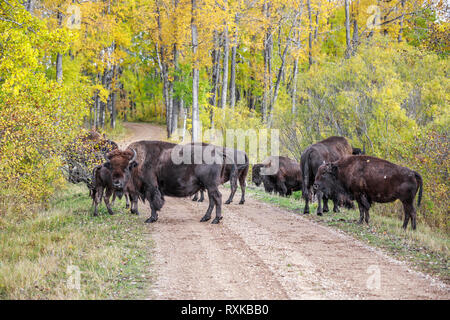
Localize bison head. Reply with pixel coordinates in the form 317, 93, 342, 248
252, 164, 264, 186
104, 148, 137, 196
313, 162, 341, 199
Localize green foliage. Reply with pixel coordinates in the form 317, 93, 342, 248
0, 2, 88, 211
276, 35, 449, 232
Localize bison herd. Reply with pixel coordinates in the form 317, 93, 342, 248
87, 135, 423, 230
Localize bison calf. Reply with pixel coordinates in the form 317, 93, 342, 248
91, 164, 115, 216
313, 155, 423, 230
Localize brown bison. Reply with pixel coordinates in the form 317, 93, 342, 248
91, 163, 129, 216
313, 155, 423, 230
301, 136, 361, 215
192, 144, 249, 205
112, 140, 176, 216
252, 156, 302, 196
106, 143, 237, 224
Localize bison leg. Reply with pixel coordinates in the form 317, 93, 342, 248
225, 176, 239, 204
111, 192, 116, 207
130, 194, 139, 215
364, 210, 370, 224
104, 189, 114, 215
198, 190, 205, 202
356, 195, 370, 224
316, 191, 323, 216
125, 193, 130, 209
322, 197, 329, 213
238, 175, 246, 205
303, 192, 310, 214
144, 201, 159, 223
356, 202, 365, 224
332, 199, 340, 213
200, 191, 215, 222
401, 201, 416, 230
277, 181, 288, 197
93, 187, 103, 216
211, 189, 223, 224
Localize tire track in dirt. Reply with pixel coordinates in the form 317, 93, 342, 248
120, 122, 450, 300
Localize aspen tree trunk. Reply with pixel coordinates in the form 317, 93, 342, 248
56, 10, 63, 83
24, 0, 35, 13
307, 0, 313, 66
220, 2, 229, 109
262, 1, 273, 122
229, 20, 238, 110
291, 57, 298, 114
345, 0, 351, 58
171, 44, 179, 135
398, 0, 405, 42
191, 0, 200, 142
100, 69, 107, 129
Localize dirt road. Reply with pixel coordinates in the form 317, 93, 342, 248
120, 122, 449, 300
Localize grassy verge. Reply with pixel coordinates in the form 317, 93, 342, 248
245, 185, 450, 283
0, 184, 151, 299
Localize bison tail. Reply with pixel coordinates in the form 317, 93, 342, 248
414, 171, 423, 208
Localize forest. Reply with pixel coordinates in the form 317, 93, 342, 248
0, 0, 448, 232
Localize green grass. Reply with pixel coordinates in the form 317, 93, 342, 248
0, 184, 151, 299
245, 185, 450, 283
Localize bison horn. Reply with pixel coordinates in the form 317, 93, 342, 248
129, 148, 137, 163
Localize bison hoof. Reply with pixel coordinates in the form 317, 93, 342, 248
108, 210, 114, 215
200, 215, 211, 222
198, 199, 204, 202
145, 216, 158, 223
239, 200, 245, 205
224, 200, 232, 205
192, 197, 198, 201
317, 212, 323, 216
357, 219, 363, 225
211, 217, 223, 224
125, 204, 130, 209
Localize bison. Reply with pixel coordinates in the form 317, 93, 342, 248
192, 144, 249, 205
116, 140, 176, 216
313, 155, 423, 230
90, 148, 137, 216
106, 143, 237, 224
91, 163, 130, 216
301, 136, 360, 215
252, 156, 302, 196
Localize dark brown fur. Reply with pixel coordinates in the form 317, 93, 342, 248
301, 136, 356, 215
314, 155, 423, 230
112, 141, 177, 216
252, 156, 302, 196
191, 143, 249, 205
